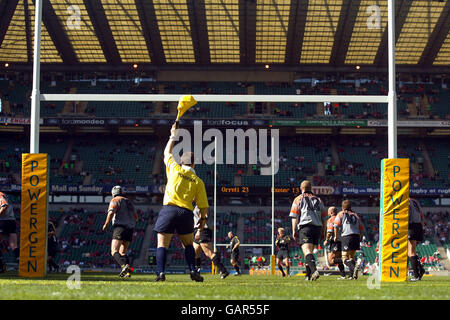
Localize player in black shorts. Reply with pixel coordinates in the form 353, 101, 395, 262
323, 207, 346, 279
275, 228, 291, 277
227, 231, 241, 276
103, 186, 138, 278
47, 220, 59, 273
289, 181, 328, 281
0, 192, 19, 272
192, 207, 229, 279
408, 198, 426, 281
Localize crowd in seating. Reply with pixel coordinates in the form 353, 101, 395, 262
1, 77, 448, 120
56, 207, 153, 269
424, 211, 449, 244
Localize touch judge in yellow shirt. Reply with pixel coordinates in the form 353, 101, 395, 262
153, 123, 209, 283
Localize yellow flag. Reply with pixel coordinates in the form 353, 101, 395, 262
176, 95, 197, 120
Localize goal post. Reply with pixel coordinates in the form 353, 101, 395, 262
29, 0, 404, 281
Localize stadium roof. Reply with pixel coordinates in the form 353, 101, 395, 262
0, 0, 449, 72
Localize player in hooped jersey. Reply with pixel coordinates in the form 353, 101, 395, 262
323, 206, 346, 279
333, 200, 364, 280
408, 198, 426, 281
289, 180, 328, 281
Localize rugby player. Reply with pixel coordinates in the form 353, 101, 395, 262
289, 180, 327, 281
192, 207, 229, 279
154, 123, 209, 282
275, 228, 291, 277
227, 231, 241, 276
408, 198, 426, 281
103, 185, 138, 278
323, 206, 346, 279
0, 192, 19, 272
47, 220, 59, 273
333, 200, 364, 280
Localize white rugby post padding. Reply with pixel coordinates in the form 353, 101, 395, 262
30, 0, 43, 154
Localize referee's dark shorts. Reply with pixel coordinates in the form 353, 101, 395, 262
154, 205, 194, 235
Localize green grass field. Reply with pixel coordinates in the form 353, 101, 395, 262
0, 272, 448, 300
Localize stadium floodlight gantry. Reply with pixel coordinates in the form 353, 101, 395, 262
28, 0, 399, 277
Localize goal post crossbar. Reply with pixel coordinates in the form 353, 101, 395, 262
40, 94, 389, 104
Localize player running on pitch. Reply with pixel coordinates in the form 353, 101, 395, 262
275, 228, 292, 277
193, 206, 229, 279
154, 123, 209, 282
333, 200, 364, 280
47, 220, 59, 273
323, 206, 346, 279
0, 191, 19, 272
227, 231, 241, 276
408, 198, 426, 281
289, 180, 327, 281
103, 185, 138, 278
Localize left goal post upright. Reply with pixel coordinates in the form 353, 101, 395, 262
19, 0, 49, 278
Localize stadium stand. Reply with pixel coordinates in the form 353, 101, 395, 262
56, 207, 151, 269
1, 80, 450, 120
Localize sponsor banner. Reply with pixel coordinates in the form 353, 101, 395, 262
271, 119, 368, 127
22, 117, 450, 128
42, 118, 268, 127
368, 120, 450, 127
0, 117, 34, 125
1, 184, 448, 196
19, 154, 49, 278
379, 159, 409, 282
49, 184, 160, 194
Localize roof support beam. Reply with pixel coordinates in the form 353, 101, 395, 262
374, 0, 411, 67
39, 0, 77, 64
285, 0, 308, 64
83, 0, 121, 65
330, 0, 361, 65
24, 0, 33, 63
135, 0, 165, 64
239, 0, 256, 64
419, 1, 450, 66
0, 0, 19, 47
9, 62, 450, 74
187, 0, 210, 64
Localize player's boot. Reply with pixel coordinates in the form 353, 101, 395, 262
310, 270, 320, 281
353, 259, 360, 280
190, 270, 204, 282
154, 272, 166, 282
220, 271, 230, 279
418, 262, 425, 280
123, 267, 134, 278
337, 276, 346, 280
410, 276, 420, 282
119, 264, 131, 278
